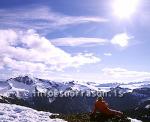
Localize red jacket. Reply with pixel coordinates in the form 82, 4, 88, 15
93, 100, 110, 114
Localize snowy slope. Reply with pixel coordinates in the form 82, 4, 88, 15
0, 103, 66, 122
0, 103, 142, 122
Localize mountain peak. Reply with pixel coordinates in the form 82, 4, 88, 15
8, 75, 35, 85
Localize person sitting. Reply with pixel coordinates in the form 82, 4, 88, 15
91, 97, 123, 118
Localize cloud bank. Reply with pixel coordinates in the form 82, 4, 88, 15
0, 29, 101, 75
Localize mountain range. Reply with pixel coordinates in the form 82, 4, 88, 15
0, 75, 150, 121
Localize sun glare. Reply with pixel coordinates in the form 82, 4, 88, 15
113, 0, 139, 19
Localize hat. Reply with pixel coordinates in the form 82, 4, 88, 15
97, 96, 103, 101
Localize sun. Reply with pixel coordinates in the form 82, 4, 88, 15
113, 0, 139, 19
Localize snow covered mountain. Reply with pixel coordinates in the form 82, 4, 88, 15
0, 103, 66, 122
0, 75, 150, 98
0, 76, 102, 99
0, 75, 149, 109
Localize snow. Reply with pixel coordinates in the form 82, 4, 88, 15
129, 118, 142, 122
145, 104, 150, 109
0, 76, 150, 100
0, 103, 142, 122
0, 77, 146, 122
0, 103, 67, 122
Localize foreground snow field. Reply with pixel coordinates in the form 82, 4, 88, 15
0, 103, 142, 122
0, 103, 66, 122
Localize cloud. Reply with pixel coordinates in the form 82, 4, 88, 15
51, 37, 107, 47
3, 57, 47, 72
0, 29, 101, 75
104, 53, 112, 56
102, 67, 150, 82
111, 33, 133, 47
0, 6, 108, 32
51, 33, 134, 48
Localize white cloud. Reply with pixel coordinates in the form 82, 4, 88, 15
102, 67, 150, 82
3, 57, 46, 72
104, 53, 112, 56
0, 29, 101, 75
111, 33, 133, 47
51, 37, 107, 47
0, 6, 108, 32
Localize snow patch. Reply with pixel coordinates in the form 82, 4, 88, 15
0, 103, 67, 122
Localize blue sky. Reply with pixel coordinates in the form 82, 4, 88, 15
0, 0, 150, 83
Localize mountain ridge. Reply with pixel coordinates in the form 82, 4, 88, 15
0, 75, 150, 121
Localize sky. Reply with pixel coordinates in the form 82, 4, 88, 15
0, 0, 150, 83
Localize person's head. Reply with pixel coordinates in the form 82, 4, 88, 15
97, 96, 103, 101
